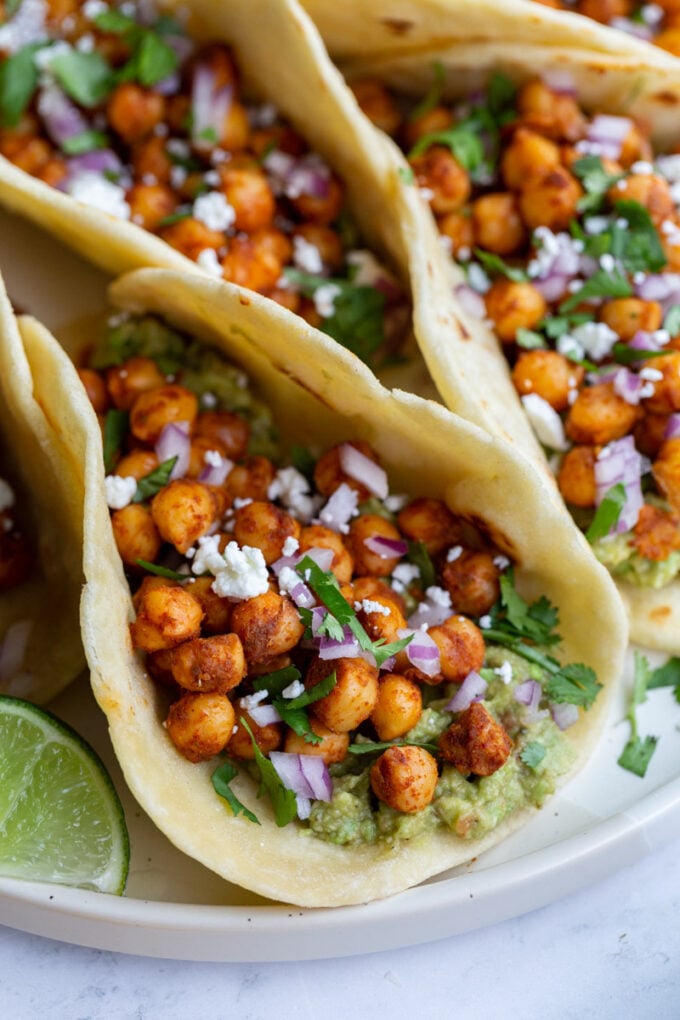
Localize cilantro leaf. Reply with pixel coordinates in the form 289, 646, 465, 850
474, 249, 528, 283
252, 665, 302, 695
611, 343, 664, 365
559, 268, 632, 314
408, 61, 445, 123
647, 656, 680, 690
93, 9, 137, 33
618, 735, 659, 778
240, 718, 298, 827
134, 559, 187, 580
516, 328, 547, 350
102, 408, 128, 473
586, 483, 626, 543
499, 571, 560, 647
347, 739, 439, 755
253, 665, 335, 744
212, 761, 260, 824
134, 30, 178, 87
572, 155, 622, 213
409, 123, 484, 172
544, 663, 602, 709
407, 540, 435, 589
664, 305, 680, 337
133, 456, 178, 503
51, 50, 113, 107
61, 129, 108, 155
519, 741, 547, 769
290, 444, 316, 480
617, 650, 659, 778
0, 43, 41, 127
612, 200, 667, 275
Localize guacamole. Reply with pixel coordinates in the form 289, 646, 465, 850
593, 531, 680, 589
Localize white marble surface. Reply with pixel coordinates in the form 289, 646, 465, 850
1, 832, 679, 1019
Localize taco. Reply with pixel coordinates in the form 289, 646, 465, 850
0, 273, 85, 702
33, 265, 626, 906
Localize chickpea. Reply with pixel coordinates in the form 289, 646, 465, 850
369, 745, 439, 814
221, 231, 284, 292
401, 105, 454, 149
565, 382, 641, 445
607, 174, 674, 227
409, 146, 471, 216
437, 210, 475, 257
233, 500, 301, 564
634, 412, 671, 459
159, 217, 225, 261
653, 437, 680, 511
151, 479, 220, 553
228, 710, 283, 760
132, 135, 173, 184
2, 134, 52, 175
284, 719, 349, 764
306, 655, 379, 733
349, 78, 402, 136
78, 368, 109, 414
186, 434, 230, 479
599, 298, 663, 342
656, 28, 680, 55
128, 183, 176, 231
132, 574, 178, 612
299, 525, 354, 584
106, 83, 165, 144
106, 357, 166, 411
166, 692, 235, 763
346, 514, 404, 577
353, 575, 407, 615
557, 445, 598, 507
501, 129, 562, 191
218, 164, 275, 233
397, 497, 462, 555
370, 673, 422, 741
661, 217, 680, 273
484, 279, 547, 344
441, 550, 501, 617
36, 156, 67, 188
439, 702, 512, 776
129, 384, 197, 444
632, 503, 680, 560
511, 349, 583, 411
217, 99, 251, 151
114, 448, 159, 481
169, 633, 246, 694
186, 575, 233, 634
111, 503, 161, 569
145, 648, 177, 689
516, 79, 587, 142
355, 595, 407, 646
194, 410, 250, 461
619, 122, 653, 169
576, 0, 632, 20
313, 440, 381, 499
518, 166, 582, 232
428, 614, 485, 684
131, 583, 204, 652
472, 193, 526, 256
231, 590, 305, 664
289, 173, 344, 226
641, 353, 680, 414
294, 223, 344, 273
226, 456, 276, 500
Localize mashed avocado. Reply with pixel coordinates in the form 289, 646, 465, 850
593, 532, 680, 589
308, 647, 576, 846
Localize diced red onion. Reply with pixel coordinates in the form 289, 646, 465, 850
264, 149, 330, 200
533, 272, 570, 303
310, 605, 329, 637
550, 701, 580, 731
317, 483, 358, 534
249, 704, 282, 727
595, 436, 644, 533
198, 453, 233, 487
272, 546, 334, 577
541, 69, 577, 96
664, 413, 680, 440
363, 535, 408, 559
318, 627, 361, 660
613, 367, 646, 406
634, 273, 680, 304
38, 85, 89, 147
286, 578, 316, 610
338, 443, 388, 499
609, 16, 653, 40
65, 149, 123, 177
155, 421, 190, 480
191, 64, 232, 148
630, 329, 666, 353
399, 627, 441, 678
164, 32, 194, 66
586, 115, 632, 161
444, 670, 487, 713
0, 618, 32, 681
269, 751, 332, 802
454, 284, 486, 320
153, 72, 182, 96
514, 679, 546, 723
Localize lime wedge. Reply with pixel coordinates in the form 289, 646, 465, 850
0, 695, 129, 894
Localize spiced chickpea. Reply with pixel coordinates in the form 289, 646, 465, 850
355, 596, 407, 646
313, 440, 381, 499
150, 479, 220, 554
401, 105, 454, 149
218, 164, 276, 233
132, 135, 173, 184
294, 223, 344, 273
484, 279, 547, 344
346, 514, 404, 576
409, 146, 471, 215
129, 384, 197, 443
501, 128, 562, 191
437, 210, 475, 257
169, 633, 246, 694
78, 368, 109, 414
228, 710, 283, 760
349, 78, 402, 136
106, 357, 166, 411
159, 217, 225, 261
653, 438, 680, 511
233, 500, 301, 564
106, 83, 166, 144
306, 655, 379, 733
641, 353, 680, 414
516, 80, 587, 142
656, 28, 680, 55
607, 174, 674, 226
298, 525, 354, 584
599, 298, 663, 342
397, 497, 462, 555
115, 448, 159, 481
187, 576, 233, 634
635, 412, 671, 459
370, 674, 422, 741
284, 719, 349, 764
557, 446, 598, 507
518, 167, 583, 232
369, 745, 438, 814
226, 456, 276, 500
166, 692, 235, 763
289, 174, 344, 226
111, 503, 161, 569
439, 701, 512, 776
127, 183, 176, 231
221, 232, 283, 292
145, 648, 177, 689
632, 503, 680, 560
566, 382, 641, 445
185, 434, 229, 479
511, 349, 583, 412
132, 574, 178, 613
428, 615, 486, 684
131, 583, 204, 653
194, 410, 249, 461
440, 550, 501, 617
353, 575, 407, 616
231, 590, 305, 664
619, 122, 653, 168
0, 134, 52, 176
472, 193, 526, 256
576, 0, 632, 20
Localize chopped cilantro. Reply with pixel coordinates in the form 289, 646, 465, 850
289, 444, 316, 480
51, 50, 113, 107
585, 483, 626, 543
611, 343, 664, 365
95, 10, 179, 89
558, 268, 632, 314
93, 9, 137, 33
474, 249, 528, 283
241, 718, 297, 827
499, 570, 560, 647
407, 540, 435, 589
611, 200, 666, 275
647, 656, 680, 696
133, 457, 177, 503
252, 665, 335, 744
664, 305, 680, 337
212, 761, 260, 824
408, 61, 445, 123
516, 328, 547, 350
397, 166, 415, 185
90, 314, 187, 373
572, 155, 622, 214
519, 741, 547, 770
0, 43, 42, 127
347, 739, 439, 755
410, 123, 484, 172
619, 735, 659, 778
133, 30, 178, 88
61, 129, 108, 155
102, 408, 128, 473
541, 311, 595, 339
133, 560, 187, 580
157, 209, 192, 228
618, 651, 659, 778
544, 663, 602, 709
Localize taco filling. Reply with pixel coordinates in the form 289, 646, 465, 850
350, 72, 680, 593
0, 0, 408, 365
78, 309, 602, 846
531, 0, 680, 54
0, 475, 32, 591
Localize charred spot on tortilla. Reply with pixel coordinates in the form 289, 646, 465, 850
380, 19, 415, 36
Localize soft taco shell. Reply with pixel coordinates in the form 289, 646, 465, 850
29, 265, 627, 907
0, 275, 84, 702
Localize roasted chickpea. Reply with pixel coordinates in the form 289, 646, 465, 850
355, 595, 407, 646
166, 692, 235, 763
298, 525, 354, 584
565, 382, 641, 445
518, 166, 583, 232
289, 173, 344, 226
632, 503, 680, 559
159, 217, 225, 261
131, 584, 204, 652
557, 445, 598, 507
284, 719, 349, 764
440, 550, 501, 617
313, 440, 381, 499
228, 710, 283, 760
150, 479, 220, 554
370, 674, 422, 741
115, 448, 159, 481
169, 633, 246, 694
401, 105, 454, 149
186, 575, 233, 634
501, 129, 562, 191
185, 434, 230, 479
129, 384, 198, 444
599, 298, 663, 342
409, 146, 471, 215
353, 575, 407, 615
127, 183, 176, 231
349, 78, 402, 136
0, 133, 52, 176
439, 701, 512, 776
607, 174, 674, 227
111, 503, 161, 569
428, 615, 486, 684
370, 745, 439, 814
107, 83, 166, 144
484, 279, 547, 343
516, 80, 587, 142
131, 574, 178, 613
653, 437, 680, 511
511, 349, 583, 411
346, 513, 404, 576
233, 500, 301, 564
397, 497, 462, 555
221, 230, 285, 292
306, 655, 379, 733
132, 135, 173, 184
226, 455, 276, 500
106, 357, 166, 412
472, 193, 526, 255
641, 353, 680, 414
218, 99, 251, 151
576, 0, 632, 21
217, 163, 275, 233
193, 410, 249, 461
293, 223, 344, 273
656, 28, 680, 55
635, 412, 671, 459
437, 210, 475, 257
231, 590, 305, 664
78, 368, 109, 414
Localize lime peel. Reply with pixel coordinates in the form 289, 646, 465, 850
0, 695, 129, 894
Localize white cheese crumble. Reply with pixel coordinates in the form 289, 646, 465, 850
268, 467, 318, 522
467, 263, 491, 294
494, 661, 514, 685
446, 545, 463, 562
66, 172, 131, 221
384, 493, 408, 513
282, 535, 300, 557
192, 538, 269, 600
293, 235, 323, 274
203, 449, 224, 468
559, 321, 618, 362
313, 282, 341, 319
521, 393, 569, 451
493, 554, 511, 569
196, 248, 223, 278
34, 40, 72, 72
0, 479, 15, 513
0, 0, 47, 53
478, 614, 492, 629
630, 160, 654, 175
104, 474, 137, 510
281, 678, 305, 699
424, 585, 451, 607
239, 690, 268, 711
82, 0, 109, 18
391, 562, 420, 592
527, 227, 581, 279
355, 598, 390, 616
656, 154, 680, 184
193, 192, 236, 232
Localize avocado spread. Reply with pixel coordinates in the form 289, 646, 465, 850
593, 531, 680, 589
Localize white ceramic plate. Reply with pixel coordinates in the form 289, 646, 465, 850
1, 209, 680, 963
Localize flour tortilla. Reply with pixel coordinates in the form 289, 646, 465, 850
0, 276, 85, 702
27, 265, 625, 907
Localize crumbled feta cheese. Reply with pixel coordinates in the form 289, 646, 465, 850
66, 172, 131, 220
467, 263, 491, 294
478, 614, 492, 629
75, 33, 95, 53
193, 538, 269, 600
641, 3, 664, 26
82, 0, 109, 18
563, 321, 618, 362
268, 466, 318, 522
391, 562, 420, 592
599, 253, 616, 272
193, 192, 236, 232
282, 535, 300, 557
169, 166, 188, 190
656, 154, 680, 184
0, 0, 47, 53
293, 235, 323, 274
201, 391, 218, 409
203, 449, 224, 468
494, 661, 513, 685
493, 554, 511, 569
104, 474, 137, 510
640, 366, 664, 382
384, 493, 408, 513
196, 248, 223, 278
355, 598, 391, 617
425, 585, 451, 607
584, 215, 611, 236
34, 40, 72, 72
528, 227, 581, 280
203, 170, 220, 187
277, 565, 301, 598
239, 690, 268, 711
281, 678, 305, 699
313, 283, 341, 318
419, 186, 435, 201
630, 160, 654, 175
456, 245, 471, 262
446, 545, 463, 562
233, 497, 252, 509
661, 219, 680, 246
0, 479, 15, 513
521, 393, 569, 451
317, 482, 359, 534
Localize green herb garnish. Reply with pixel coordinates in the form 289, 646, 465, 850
407, 540, 436, 589
618, 651, 659, 778
102, 408, 129, 473
663, 305, 680, 337
474, 249, 528, 283
0, 43, 42, 127
572, 155, 623, 214
241, 718, 297, 827
586, 483, 626, 543
558, 268, 632, 314
347, 739, 439, 755
133, 560, 187, 580
51, 50, 113, 107
252, 665, 336, 744
61, 129, 108, 155
133, 456, 178, 503
519, 742, 547, 769
544, 663, 602, 710
408, 61, 445, 123
212, 761, 260, 824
